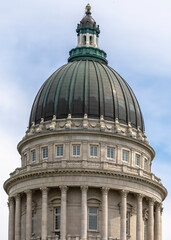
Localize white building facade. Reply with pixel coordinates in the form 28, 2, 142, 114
4, 5, 167, 240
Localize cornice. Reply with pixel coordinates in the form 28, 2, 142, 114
4, 167, 167, 200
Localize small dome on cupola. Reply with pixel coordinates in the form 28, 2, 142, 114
79, 4, 99, 28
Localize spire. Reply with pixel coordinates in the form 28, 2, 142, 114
68, 5, 108, 65
85, 3, 91, 15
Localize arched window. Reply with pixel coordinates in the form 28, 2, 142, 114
90, 36, 93, 45
83, 35, 86, 45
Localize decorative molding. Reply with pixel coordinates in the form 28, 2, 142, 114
25, 116, 148, 145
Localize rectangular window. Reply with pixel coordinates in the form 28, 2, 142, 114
135, 153, 140, 166
32, 210, 35, 234
31, 150, 36, 162
107, 147, 115, 159
56, 145, 63, 157
144, 159, 148, 171
126, 212, 130, 236
73, 145, 80, 156
88, 207, 98, 231
24, 154, 27, 166
54, 207, 60, 232
42, 147, 48, 159
90, 145, 98, 157
122, 150, 129, 162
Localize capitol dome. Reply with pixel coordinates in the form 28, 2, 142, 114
4, 5, 167, 240
29, 60, 144, 131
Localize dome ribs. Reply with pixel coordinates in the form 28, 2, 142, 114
97, 63, 114, 120
84, 60, 89, 115
29, 80, 47, 127
68, 61, 82, 116
44, 64, 68, 121
54, 62, 74, 118
88, 61, 99, 118
92, 61, 105, 118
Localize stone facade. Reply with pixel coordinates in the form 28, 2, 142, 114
4, 120, 166, 240
4, 5, 167, 240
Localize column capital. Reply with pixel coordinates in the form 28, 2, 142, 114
137, 193, 144, 200
59, 186, 68, 193
40, 187, 49, 194
8, 197, 15, 208
80, 186, 88, 192
120, 190, 128, 198
15, 193, 21, 201
24, 189, 32, 196
149, 197, 155, 205
101, 187, 110, 194
8, 197, 15, 205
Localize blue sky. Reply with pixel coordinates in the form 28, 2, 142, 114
0, 0, 171, 239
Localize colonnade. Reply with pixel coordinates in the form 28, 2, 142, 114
8, 187, 162, 240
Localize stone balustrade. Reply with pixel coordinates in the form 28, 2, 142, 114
9, 160, 161, 184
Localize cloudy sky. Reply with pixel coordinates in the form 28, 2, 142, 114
0, 0, 171, 239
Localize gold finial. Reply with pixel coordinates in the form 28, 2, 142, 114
86, 4, 91, 11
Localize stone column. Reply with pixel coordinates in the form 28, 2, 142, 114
102, 187, 109, 240
25, 190, 32, 240
120, 190, 128, 240
8, 197, 15, 240
41, 187, 48, 240
155, 203, 161, 240
15, 194, 21, 240
137, 194, 143, 240
81, 186, 88, 240
148, 198, 154, 240
60, 186, 68, 240
160, 206, 163, 240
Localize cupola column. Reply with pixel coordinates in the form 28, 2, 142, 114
60, 186, 68, 240
137, 194, 143, 240
41, 187, 49, 240
81, 186, 88, 240
15, 194, 21, 240
155, 203, 161, 240
102, 187, 109, 240
8, 197, 15, 240
25, 190, 32, 240
120, 190, 128, 240
148, 198, 154, 240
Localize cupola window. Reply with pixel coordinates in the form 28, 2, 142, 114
73, 145, 80, 156
83, 35, 86, 45
42, 147, 48, 159
122, 150, 129, 162
90, 145, 98, 157
90, 36, 93, 45
107, 147, 115, 159
135, 153, 140, 166
144, 158, 148, 171
31, 150, 36, 162
56, 145, 63, 157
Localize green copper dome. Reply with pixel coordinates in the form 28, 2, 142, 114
29, 5, 144, 131
29, 60, 144, 131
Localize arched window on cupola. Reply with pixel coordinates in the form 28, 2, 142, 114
90, 36, 93, 45
83, 35, 86, 45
